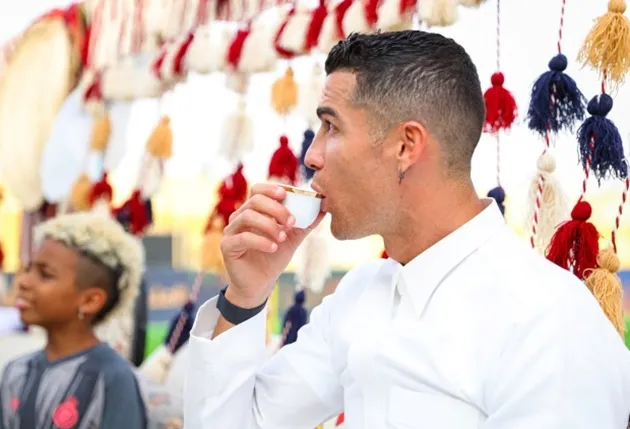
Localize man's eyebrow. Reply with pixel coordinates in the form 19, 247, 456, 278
316, 106, 340, 120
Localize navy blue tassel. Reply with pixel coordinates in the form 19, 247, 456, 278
487, 186, 506, 216
282, 290, 307, 347
526, 54, 587, 135
299, 129, 315, 181
164, 301, 194, 353
577, 94, 627, 184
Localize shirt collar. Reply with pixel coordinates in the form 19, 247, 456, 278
392, 198, 506, 317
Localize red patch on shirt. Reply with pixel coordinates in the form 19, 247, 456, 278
52, 396, 79, 429
9, 397, 19, 411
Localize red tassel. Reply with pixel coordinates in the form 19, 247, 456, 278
0, 242, 4, 270
89, 173, 113, 206
205, 165, 249, 232
304, 0, 328, 51
381, 249, 388, 258
173, 31, 195, 76
152, 48, 167, 80
117, 190, 149, 235
399, 0, 416, 15
334, 0, 353, 39
545, 200, 600, 280
364, 0, 380, 27
268, 136, 299, 185
483, 72, 517, 133
226, 23, 252, 70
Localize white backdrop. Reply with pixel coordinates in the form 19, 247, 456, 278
1, 0, 629, 269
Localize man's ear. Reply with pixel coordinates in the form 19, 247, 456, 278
396, 121, 428, 173
78, 287, 108, 320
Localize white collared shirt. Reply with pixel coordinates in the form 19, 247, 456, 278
184, 200, 630, 429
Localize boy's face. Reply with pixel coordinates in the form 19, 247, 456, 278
15, 239, 106, 329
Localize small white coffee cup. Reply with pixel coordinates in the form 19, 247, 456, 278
279, 184, 322, 229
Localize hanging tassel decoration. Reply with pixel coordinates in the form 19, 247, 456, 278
584, 247, 626, 338
271, 67, 298, 116
146, 116, 173, 160
528, 151, 568, 252
114, 190, 151, 236
483, 72, 518, 133
381, 249, 388, 258
299, 62, 324, 128
220, 98, 254, 162
299, 129, 316, 182
577, 94, 627, 184
268, 135, 299, 185
89, 172, 114, 208
417, 0, 459, 27
578, 0, 630, 88
545, 200, 600, 280
526, 54, 587, 135
486, 186, 505, 215
90, 112, 112, 152
70, 173, 93, 211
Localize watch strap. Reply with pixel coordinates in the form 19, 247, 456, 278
216, 286, 267, 325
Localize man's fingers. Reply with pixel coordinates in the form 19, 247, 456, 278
225, 209, 286, 242
229, 193, 294, 228
221, 231, 278, 255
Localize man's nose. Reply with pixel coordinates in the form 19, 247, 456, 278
304, 132, 325, 172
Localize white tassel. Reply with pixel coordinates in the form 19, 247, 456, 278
294, 219, 331, 294
226, 72, 250, 94
317, 5, 341, 54
186, 24, 231, 73
220, 98, 254, 162
140, 155, 163, 199
527, 151, 569, 253
342, 0, 372, 35
102, 52, 164, 100
138, 344, 174, 383
277, 7, 312, 55
300, 63, 325, 128
417, 0, 459, 27
238, 10, 284, 73
377, 0, 413, 31
459, 0, 486, 6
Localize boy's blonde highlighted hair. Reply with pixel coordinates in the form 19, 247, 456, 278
34, 212, 145, 325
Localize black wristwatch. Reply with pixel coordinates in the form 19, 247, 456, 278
216, 286, 267, 325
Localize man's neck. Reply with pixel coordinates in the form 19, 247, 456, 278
384, 183, 485, 265
45, 325, 100, 362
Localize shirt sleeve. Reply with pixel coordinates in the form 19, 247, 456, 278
100, 366, 147, 429
184, 293, 344, 429
482, 289, 630, 429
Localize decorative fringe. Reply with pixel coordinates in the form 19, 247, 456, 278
146, 116, 173, 160
584, 247, 626, 338
417, 0, 459, 27
220, 98, 254, 162
483, 72, 517, 133
528, 152, 568, 252
526, 54, 587, 135
90, 112, 112, 152
577, 94, 627, 183
70, 173, 92, 211
545, 200, 600, 280
271, 67, 298, 116
268, 135, 299, 185
299, 129, 316, 182
578, 0, 630, 88
486, 186, 506, 216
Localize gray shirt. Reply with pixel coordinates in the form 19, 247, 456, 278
0, 342, 147, 429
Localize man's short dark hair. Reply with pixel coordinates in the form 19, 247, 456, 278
325, 30, 485, 174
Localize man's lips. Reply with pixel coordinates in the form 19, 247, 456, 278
14, 297, 33, 310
